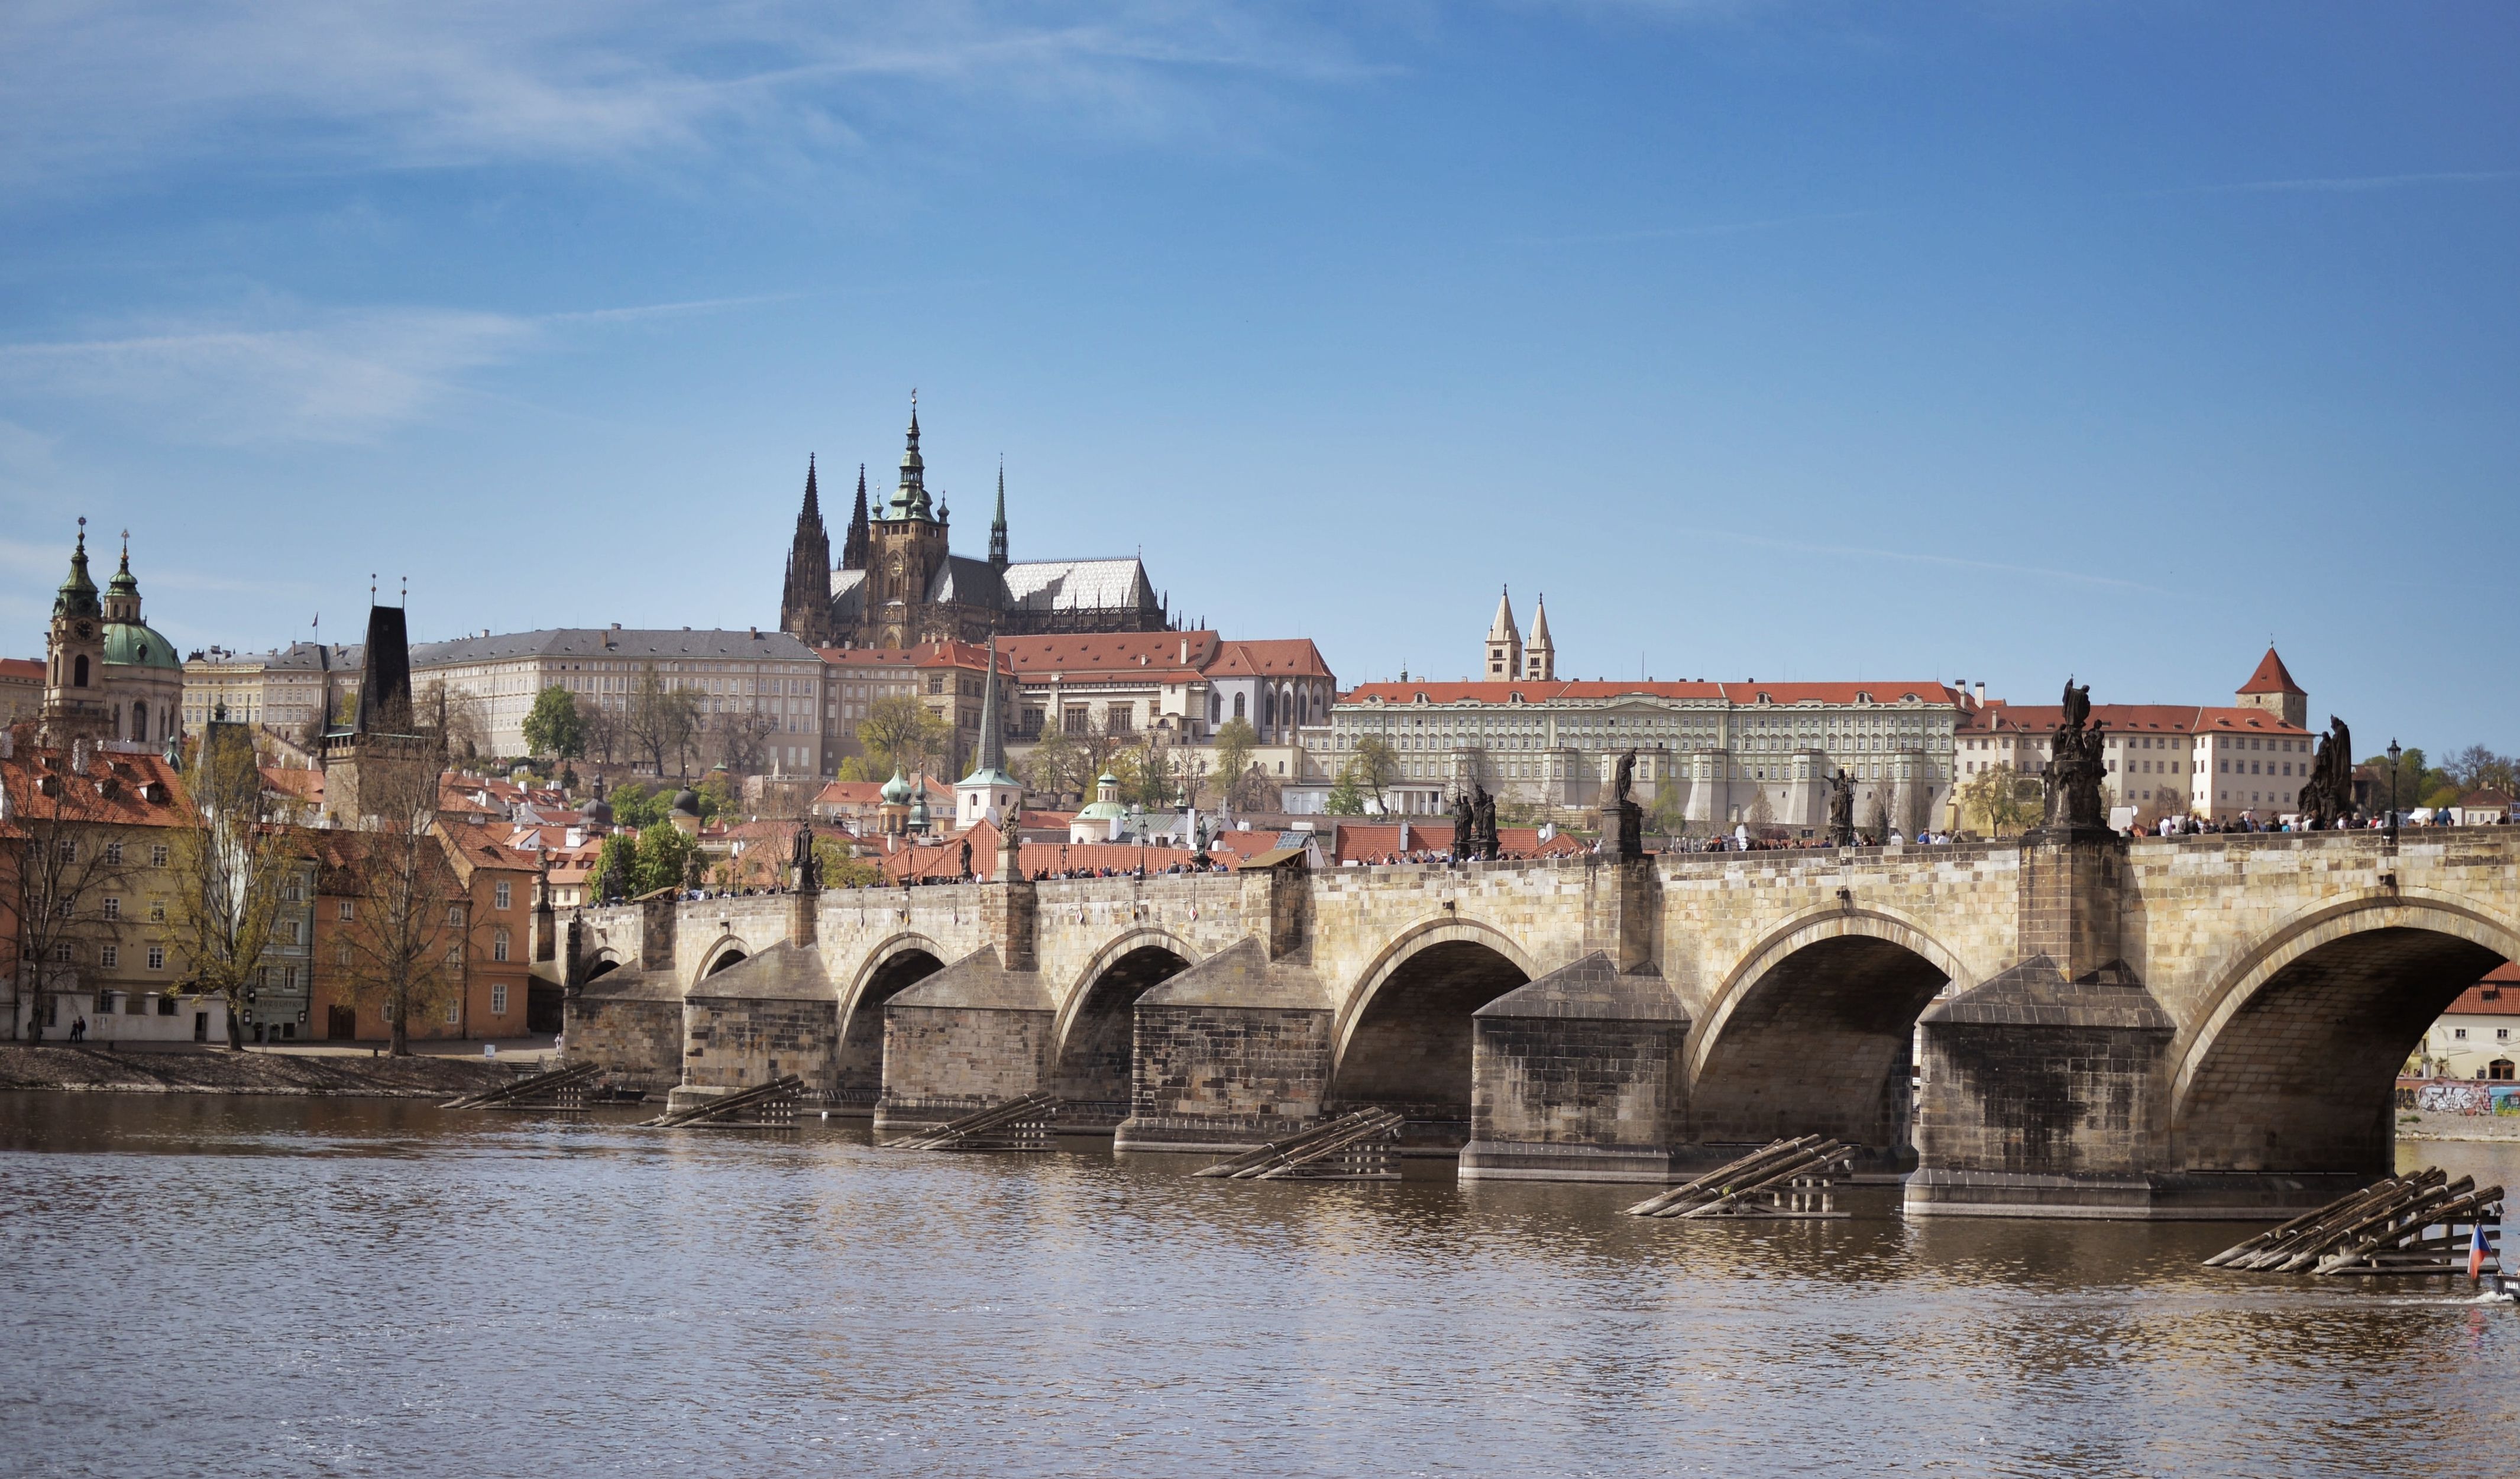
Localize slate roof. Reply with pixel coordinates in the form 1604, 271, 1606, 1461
999, 558, 1156, 614
408, 628, 821, 664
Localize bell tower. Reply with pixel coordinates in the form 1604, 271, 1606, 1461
40, 519, 109, 745
871, 391, 952, 646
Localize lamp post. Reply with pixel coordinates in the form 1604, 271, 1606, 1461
2387, 739, 2402, 842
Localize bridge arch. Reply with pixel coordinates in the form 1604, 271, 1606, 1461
1329, 917, 1539, 1144
1687, 907, 1966, 1156
695, 935, 753, 982
835, 933, 950, 1110
1050, 928, 1199, 1120
2172, 889, 2520, 1176
581, 950, 622, 984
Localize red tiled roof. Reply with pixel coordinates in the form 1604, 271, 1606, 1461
2443, 963, 2520, 1014
999, 630, 1221, 677
1208, 639, 1334, 680
817, 641, 1012, 674
1958, 703, 2308, 737
812, 776, 952, 808
1341, 679, 1961, 707
2238, 647, 2305, 696
0, 658, 44, 682
0, 747, 190, 828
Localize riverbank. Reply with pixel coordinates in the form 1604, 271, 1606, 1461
2400, 1108, 2520, 1141
0, 1044, 516, 1098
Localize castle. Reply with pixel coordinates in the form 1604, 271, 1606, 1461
779, 398, 1170, 649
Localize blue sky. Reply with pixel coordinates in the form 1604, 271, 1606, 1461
2, 2, 2513, 756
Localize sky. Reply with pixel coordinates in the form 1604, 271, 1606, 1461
1, 1, 2513, 758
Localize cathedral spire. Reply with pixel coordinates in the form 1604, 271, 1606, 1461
842, 463, 871, 571
894, 390, 931, 520
779, 454, 835, 646
988, 457, 1009, 568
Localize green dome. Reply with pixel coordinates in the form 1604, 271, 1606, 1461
102, 621, 180, 670
880, 768, 912, 805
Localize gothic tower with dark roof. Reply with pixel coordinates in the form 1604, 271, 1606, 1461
779, 457, 839, 647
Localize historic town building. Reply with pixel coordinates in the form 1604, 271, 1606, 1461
778, 399, 1171, 649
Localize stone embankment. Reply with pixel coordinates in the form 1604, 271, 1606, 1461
0, 1045, 515, 1098
2399, 1110, 2520, 1142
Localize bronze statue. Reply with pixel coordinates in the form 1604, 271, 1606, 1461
2043, 678, 2109, 833
2297, 716, 2356, 828
1827, 768, 1856, 846
791, 822, 820, 892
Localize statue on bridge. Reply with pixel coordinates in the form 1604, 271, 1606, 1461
1473, 782, 1499, 860
2296, 716, 2356, 829
1827, 768, 1856, 847
1602, 748, 1645, 861
1451, 788, 1477, 859
2042, 679, 2110, 834
791, 823, 820, 893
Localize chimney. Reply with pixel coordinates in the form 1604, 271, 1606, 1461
1975, 682, 1987, 706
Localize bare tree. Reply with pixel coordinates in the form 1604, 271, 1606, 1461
2, 736, 143, 1041
167, 725, 307, 1049
1209, 718, 1259, 810
579, 700, 624, 766
857, 695, 949, 779
1958, 762, 2039, 836
707, 705, 778, 778
625, 665, 703, 778
326, 748, 468, 1056
419, 681, 490, 763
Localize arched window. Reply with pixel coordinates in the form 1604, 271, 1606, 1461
131, 703, 147, 742
492, 927, 512, 963
1233, 692, 1246, 720
73, 655, 89, 688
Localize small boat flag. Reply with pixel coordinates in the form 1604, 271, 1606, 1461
2470, 1219, 2493, 1281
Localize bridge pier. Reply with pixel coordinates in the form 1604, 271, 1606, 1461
1460, 951, 1689, 1182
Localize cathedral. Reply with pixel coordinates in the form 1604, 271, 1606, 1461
35, 520, 185, 752
779, 399, 1171, 649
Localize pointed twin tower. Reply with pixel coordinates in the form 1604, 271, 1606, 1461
1484, 587, 1555, 682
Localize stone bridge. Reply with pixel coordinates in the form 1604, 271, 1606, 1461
549, 826, 2520, 1218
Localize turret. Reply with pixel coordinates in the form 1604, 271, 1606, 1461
40, 519, 108, 743
1485, 587, 1522, 681
1524, 594, 1556, 682
779, 455, 835, 645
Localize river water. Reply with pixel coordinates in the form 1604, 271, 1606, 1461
2, 1096, 2515, 1478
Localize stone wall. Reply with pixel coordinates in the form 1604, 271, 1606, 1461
682, 995, 839, 1093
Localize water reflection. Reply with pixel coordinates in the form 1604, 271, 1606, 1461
2, 1094, 2515, 1479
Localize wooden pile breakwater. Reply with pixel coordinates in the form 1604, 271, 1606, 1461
883, 1091, 1061, 1152
1192, 1109, 1404, 1182
1624, 1137, 1855, 1219
640, 1075, 804, 1128
441, 1060, 603, 1111
2204, 1168, 2503, 1276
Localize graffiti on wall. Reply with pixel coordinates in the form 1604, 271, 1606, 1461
2412, 1080, 2520, 1115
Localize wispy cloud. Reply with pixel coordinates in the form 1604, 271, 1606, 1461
2163, 169, 2520, 196
0, 2, 1382, 193
1700, 529, 2169, 594
0, 294, 777, 445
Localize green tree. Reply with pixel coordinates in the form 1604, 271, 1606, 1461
1957, 763, 2039, 836
632, 823, 697, 897
607, 782, 669, 831
520, 685, 585, 760
834, 753, 882, 783
1022, 721, 1085, 799
695, 768, 739, 822
1209, 717, 1259, 809
2363, 747, 2445, 817
593, 833, 637, 903
813, 834, 882, 889
1326, 762, 1367, 815
859, 695, 951, 778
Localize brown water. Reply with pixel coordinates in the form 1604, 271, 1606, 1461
2, 1095, 2515, 1478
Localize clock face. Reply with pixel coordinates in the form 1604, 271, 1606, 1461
74, 622, 92, 639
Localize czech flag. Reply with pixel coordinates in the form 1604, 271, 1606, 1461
2470, 1219, 2494, 1281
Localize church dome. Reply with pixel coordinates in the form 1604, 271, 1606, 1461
880, 769, 912, 805
670, 788, 701, 816
103, 622, 182, 671
582, 795, 614, 826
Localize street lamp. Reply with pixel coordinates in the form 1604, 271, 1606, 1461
2387, 738, 2402, 842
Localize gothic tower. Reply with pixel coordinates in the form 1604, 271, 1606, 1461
1524, 594, 1555, 682
870, 394, 952, 646
779, 456, 837, 646
841, 464, 871, 571
40, 519, 108, 745
989, 459, 1010, 569
1485, 587, 1523, 681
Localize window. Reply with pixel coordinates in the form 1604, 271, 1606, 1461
447, 905, 466, 928
491, 983, 509, 1016
444, 997, 461, 1025
150, 901, 164, 923
284, 879, 302, 902
336, 942, 352, 967
338, 900, 355, 921
2502, 1029, 2512, 1041
492, 927, 511, 963
105, 841, 124, 865
51, 942, 70, 963
2456, 1028, 2469, 1040
283, 967, 297, 991
102, 897, 121, 920
494, 881, 511, 911
56, 839, 75, 862
151, 844, 167, 868
447, 946, 464, 969
147, 946, 165, 970
100, 945, 118, 969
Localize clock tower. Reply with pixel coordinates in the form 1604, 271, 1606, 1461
40, 519, 110, 745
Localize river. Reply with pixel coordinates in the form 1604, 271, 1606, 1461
2, 1095, 2514, 1478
